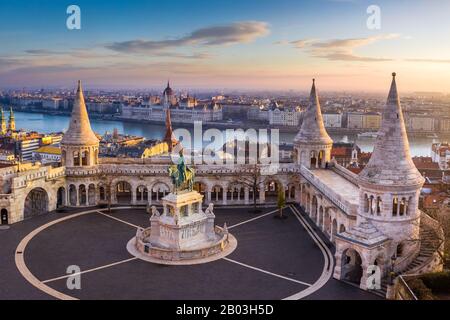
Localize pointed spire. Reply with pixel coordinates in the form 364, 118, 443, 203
359, 73, 424, 186
294, 79, 333, 145
164, 108, 177, 152
8, 106, 15, 131
61, 80, 99, 146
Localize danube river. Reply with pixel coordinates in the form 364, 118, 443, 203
13, 111, 437, 157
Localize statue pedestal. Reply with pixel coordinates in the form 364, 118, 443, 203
149, 190, 216, 250
129, 190, 236, 264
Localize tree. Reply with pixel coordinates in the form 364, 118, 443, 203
239, 163, 266, 213
277, 185, 286, 219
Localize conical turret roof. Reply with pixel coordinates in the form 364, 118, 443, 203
359, 73, 424, 187
294, 79, 333, 145
61, 81, 99, 146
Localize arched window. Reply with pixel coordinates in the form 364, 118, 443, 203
392, 196, 399, 216
369, 195, 375, 215
99, 186, 105, 201
376, 196, 382, 216
81, 151, 88, 166
400, 198, 406, 216
364, 194, 369, 213
73, 151, 80, 166
407, 196, 412, 215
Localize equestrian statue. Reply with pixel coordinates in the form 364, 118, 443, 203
168, 149, 195, 193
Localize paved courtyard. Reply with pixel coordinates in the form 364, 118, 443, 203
0, 206, 380, 300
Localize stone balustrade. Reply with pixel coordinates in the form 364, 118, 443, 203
300, 165, 358, 216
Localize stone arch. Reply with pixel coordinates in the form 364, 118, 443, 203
1, 208, 8, 225
57, 186, 66, 208
88, 184, 96, 206
116, 181, 132, 204
339, 224, 346, 233
331, 219, 338, 243
311, 195, 318, 220
73, 151, 80, 166
211, 185, 224, 202
318, 150, 324, 168
69, 184, 77, 206
248, 183, 260, 204
341, 248, 364, 286
310, 150, 317, 168
98, 184, 106, 201
151, 182, 170, 202
226, 182, 245, 203
136, 185, 149, 203
79, 184, 87, 206
81, 150, 89, 166
24, 188, 49, 219
319, 206, 324, 229
305, 192, 311, 214
264, 179, 282, 202
287, 183, 296, 201
194, 181, 207, 198
324, 208, 331, 234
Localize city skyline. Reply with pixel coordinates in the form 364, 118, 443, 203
1, 0, 450, 92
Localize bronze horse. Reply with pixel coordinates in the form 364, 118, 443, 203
168, 165, 195, 193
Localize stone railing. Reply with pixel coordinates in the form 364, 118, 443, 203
330, 161, 359, 186
45, 166, 66, 181
66, 162, 298, 178
300, 166, 357, 216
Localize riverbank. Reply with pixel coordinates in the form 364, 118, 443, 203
9, 106, 450, 140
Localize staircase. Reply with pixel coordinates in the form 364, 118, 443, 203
370, 222, 442, 299
403, 224, 442, 274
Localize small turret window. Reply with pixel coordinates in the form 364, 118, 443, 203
369, 195, 375, 215
376, 196, 382, 216
392, 196, 399, 216
73, 151, 80, 166
400, 198, 406, 216
364, 194, 369, 213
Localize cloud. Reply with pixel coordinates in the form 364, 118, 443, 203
406, 58, 450, 63
288, 34, 400, 62
106, 21, 269, 53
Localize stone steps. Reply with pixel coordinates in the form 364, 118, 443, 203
401, 223, 441, 275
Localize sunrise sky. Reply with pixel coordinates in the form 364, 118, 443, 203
1, 0, 450, 92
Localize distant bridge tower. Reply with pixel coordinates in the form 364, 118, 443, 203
293, 79, 333, 169
60, 81, 100, 167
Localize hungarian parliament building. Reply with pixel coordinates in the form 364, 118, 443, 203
121, 82, 223, 123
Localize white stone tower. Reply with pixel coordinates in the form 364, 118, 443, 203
357, 73, 425, 268
293, 79, 333, 169
61, 81, 100, 167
